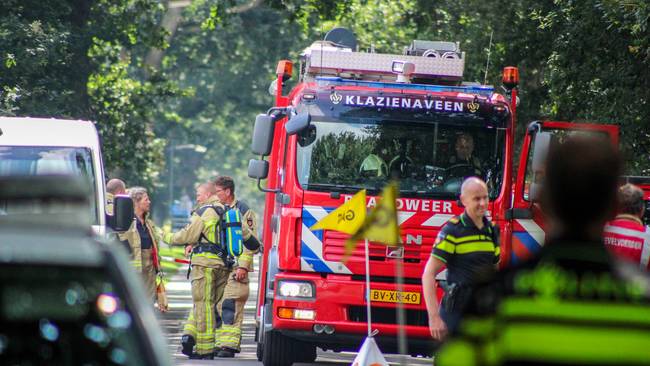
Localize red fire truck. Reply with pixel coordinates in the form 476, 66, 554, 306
247, 30, 619, 366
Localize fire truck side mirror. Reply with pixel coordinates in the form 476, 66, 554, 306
248, 159, 269, 180
252, 114, 275, 156
529, 131, 552, 202
285, 112, 311, 136
109, 195, 134, 232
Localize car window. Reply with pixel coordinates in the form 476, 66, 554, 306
523, 128, 610, 201
0, 146, 98, 224
0, 265, 147, 365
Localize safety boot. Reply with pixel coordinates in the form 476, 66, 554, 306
180, 335, 195, 357
216, 347, 236, 358
189, 352, 214, 360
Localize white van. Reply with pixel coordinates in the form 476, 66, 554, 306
0, 117, 128, 235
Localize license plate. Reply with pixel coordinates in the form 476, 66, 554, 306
369, 289, 421, 305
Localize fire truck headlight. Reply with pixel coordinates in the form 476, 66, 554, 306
277, 281, 315, 299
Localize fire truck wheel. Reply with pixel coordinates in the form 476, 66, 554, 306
261, 330, 296, 366
295, 343, 317, 363
256, 339, 263, 361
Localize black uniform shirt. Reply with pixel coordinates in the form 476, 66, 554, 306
432, 213, 499, 285
136, 219, 153, 250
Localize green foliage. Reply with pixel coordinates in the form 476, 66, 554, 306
3, 0, 648, 224
310, 131, 374, 184
280, 0, 649, 173
0, 0, 176, 187
156, 1, 307, 210
535, 1, 650, 173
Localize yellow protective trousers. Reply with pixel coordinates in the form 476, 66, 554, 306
182, 265, 228, 355
140, 248, 156, 301
215, 272, 250, 352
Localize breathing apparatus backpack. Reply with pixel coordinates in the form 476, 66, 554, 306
194, 200, 258, 259
221, 205, 244, 257
188, 201, 260, 279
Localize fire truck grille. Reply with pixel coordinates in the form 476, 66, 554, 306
321, 230, 436, 263
348, 306, 429, 327
350, 275, 421, 285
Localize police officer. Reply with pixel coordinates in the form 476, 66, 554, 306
421, 177, 499, 340
212, 176, 260, 358
603, 183, 650, 270
435, 136, 650, 366
163, 182, 231, 360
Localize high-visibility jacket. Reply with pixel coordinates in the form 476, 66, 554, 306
164, 195, 227, 268
603, 214, 650, 270
432, 213, 500, 285
437, 241, 650, 366
106, 192, 115, 216
118, 214, 162, 300
119, 214, 162, 272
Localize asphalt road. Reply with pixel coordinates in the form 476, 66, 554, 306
158, 259, 432, 366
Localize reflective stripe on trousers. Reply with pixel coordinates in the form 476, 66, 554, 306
215, 272, 249, 351
182, 265, 228, 355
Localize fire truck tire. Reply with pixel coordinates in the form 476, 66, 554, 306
256, 325, 263, 362
261, 330, 296, 366
295, 344, 317, 363
256, 340, 263, 361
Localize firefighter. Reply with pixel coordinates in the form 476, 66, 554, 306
435, 136, 650, 365
359, 153, 388, 178
603, 183, 650, 270
421, 176, 499, 340
448, 133, 482, 176
118, 187, 163, 304
106, 178, 126, 216
162, 182, 231, 360
211, 176, 259, 358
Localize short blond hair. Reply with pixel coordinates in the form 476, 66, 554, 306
127, 186, 148, 203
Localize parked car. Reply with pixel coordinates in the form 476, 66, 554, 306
0, 176, 169, 365
0, 117, 131, 236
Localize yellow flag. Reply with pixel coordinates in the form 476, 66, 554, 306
346, 182, 400, 256
310, 189, 367, 234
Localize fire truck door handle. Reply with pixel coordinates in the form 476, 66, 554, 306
275, 193, 290, 205
505, 208, 533, 220
271, 214, 279, 234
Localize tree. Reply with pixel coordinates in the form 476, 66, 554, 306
0, 0, 178, 186
535, 1, 650, 173
278, 0, 650, 173
155, 1, 308, 212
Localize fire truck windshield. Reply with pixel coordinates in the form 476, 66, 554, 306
296, 118, 505, 199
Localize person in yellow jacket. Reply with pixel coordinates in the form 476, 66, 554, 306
118, 187, 164, 307
106, 178, 126, 216
162, 182, 235, 359
211, 176, 259, 358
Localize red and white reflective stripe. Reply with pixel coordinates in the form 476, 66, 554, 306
516, 219, 546, 247
421, 214, 454, 227
603, 224, 646, 239
641, 227, 650, 269
398, 211, 416, 225
604, 224, 650, 269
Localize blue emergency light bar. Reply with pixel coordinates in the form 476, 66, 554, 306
316, 77, 495, 97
